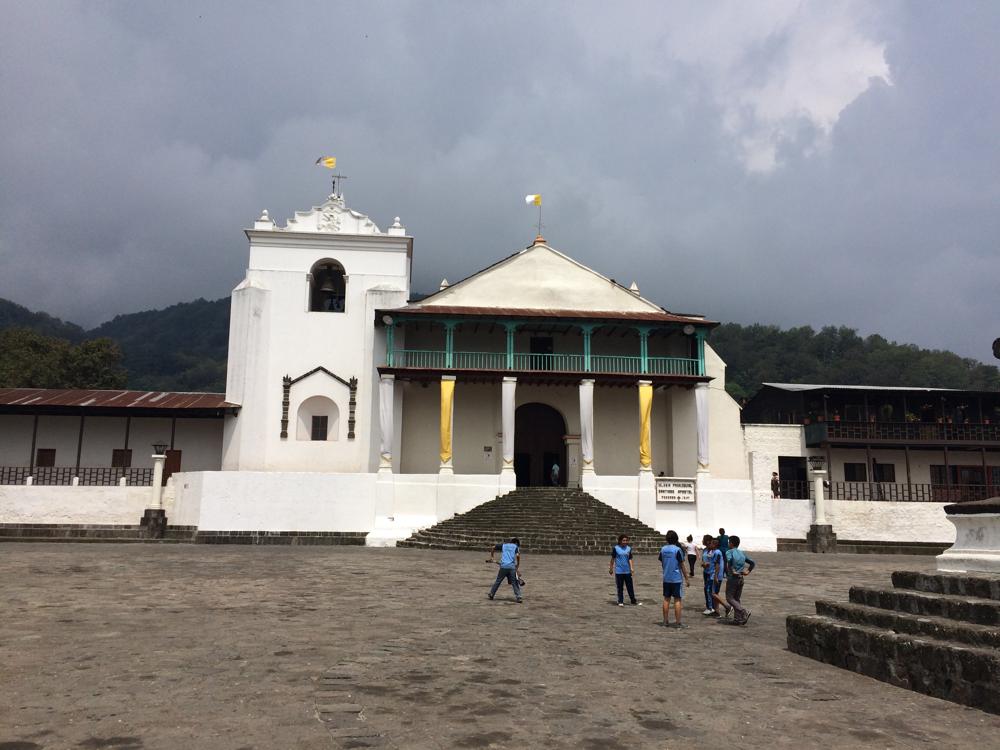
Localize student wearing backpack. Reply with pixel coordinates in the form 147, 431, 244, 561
724, 535, 755, 625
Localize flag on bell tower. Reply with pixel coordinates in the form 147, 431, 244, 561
525, 194, 542, 206
316, 156, 337, 169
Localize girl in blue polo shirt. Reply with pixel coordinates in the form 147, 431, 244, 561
608, 534, 642, 606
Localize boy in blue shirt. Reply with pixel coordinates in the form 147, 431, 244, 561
658, 530, 690, 628
701, 536, 725, 616
487, 537, 522, 603
608, 534, 642, 606
723, 535, 755, 625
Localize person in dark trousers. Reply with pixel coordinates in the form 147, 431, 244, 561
658, 530, 690, 628
771, 472, 780, 498
723, 535, 755, 625
701, 535, 724, 616
487, 537, 522, 603
684, 534, 699, 577
609, 534, 642, 606
717, 528, 730, 574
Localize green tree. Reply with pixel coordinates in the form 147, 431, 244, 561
0, 328, 127, 389
64, 338, 128, 389
0, 328, 70, 388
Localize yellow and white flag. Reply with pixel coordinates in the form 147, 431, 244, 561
316, 156, 337, 169
525, 194, 541, 206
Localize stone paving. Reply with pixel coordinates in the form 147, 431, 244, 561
3, 545, 1000, 749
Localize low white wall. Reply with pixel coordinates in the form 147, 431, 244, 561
772, 498, 956, 543
0, 485, 152, 525
180, 471, 378, 532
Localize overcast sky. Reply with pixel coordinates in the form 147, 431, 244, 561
1, 1, 998, 360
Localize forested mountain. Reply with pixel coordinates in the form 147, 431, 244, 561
1, 296, 998, 397
711, 324, 1000, 400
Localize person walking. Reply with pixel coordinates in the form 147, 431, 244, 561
487, 537, 523, 603
684, 534, 699, 577
658, 530, 689, 629
550, 462, 561, 486
723, 535, 756, 625
609, 534, 641, 606
771, 472, 781, 498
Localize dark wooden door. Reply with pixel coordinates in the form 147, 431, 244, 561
163, 450, 182, 484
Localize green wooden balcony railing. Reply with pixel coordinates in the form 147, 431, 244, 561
388, 349, 701, 375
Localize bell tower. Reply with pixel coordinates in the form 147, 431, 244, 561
222, 192, 411, 472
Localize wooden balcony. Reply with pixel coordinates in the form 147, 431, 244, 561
386, 349, 702, 377
804, 420, 1000, 447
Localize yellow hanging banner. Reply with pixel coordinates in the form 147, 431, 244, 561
638, 382, 653, 468
440, 378, 455, 464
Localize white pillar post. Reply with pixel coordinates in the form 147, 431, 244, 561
378, 374, 395, 472
150, 453, 166, 510
579, 379, 595, 477
813, 468, 827, 525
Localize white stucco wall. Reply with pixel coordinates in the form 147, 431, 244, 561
0, 485, 152, 525
771, 498, 956, 543
0, 414, 224, 471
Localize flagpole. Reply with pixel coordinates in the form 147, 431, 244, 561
537, 203, 542, 238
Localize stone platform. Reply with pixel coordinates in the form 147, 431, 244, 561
788, 570, 1000, 714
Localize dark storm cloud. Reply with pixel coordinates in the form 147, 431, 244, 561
0, 1, 997, 362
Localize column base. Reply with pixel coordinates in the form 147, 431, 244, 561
140, 508, 167, 539
438, 463, 454, 476
806, 524, 838, 554
499, 466, 516, 494
637, 469, 656, 528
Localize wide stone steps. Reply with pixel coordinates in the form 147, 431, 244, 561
788, 569, 1000, 714
398, 487, 667, 554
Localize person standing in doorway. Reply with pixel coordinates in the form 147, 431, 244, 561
658, 530, 690, 628
609, 534, 641, 606
550, 462, 561, 486
487, 537, 523, 603
717, 528, 730, 575
771, 472, 781, 498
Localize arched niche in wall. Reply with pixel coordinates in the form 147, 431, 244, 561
309, 259, 347, 312
296, 395, 340, 441
281, 367, 358, 440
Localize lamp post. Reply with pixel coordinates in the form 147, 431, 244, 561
806, 454, 837, 553
142, 441, 169, 538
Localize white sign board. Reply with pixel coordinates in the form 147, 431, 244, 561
656, 477, 696, 503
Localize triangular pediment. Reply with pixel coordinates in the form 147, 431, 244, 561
409, 243, 666, 314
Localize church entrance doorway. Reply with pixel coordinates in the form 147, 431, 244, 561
514, 403, 566, 487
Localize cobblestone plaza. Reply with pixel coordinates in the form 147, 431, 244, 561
3, 546, 1000, 749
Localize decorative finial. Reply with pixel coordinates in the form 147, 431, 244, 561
629, 281, 640, 293
533, 235, 546, 245
439, 278, 450, 290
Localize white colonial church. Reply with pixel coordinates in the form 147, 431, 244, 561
168, 189, 765, 546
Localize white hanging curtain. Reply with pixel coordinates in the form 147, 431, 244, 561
695, 383, 709, 468
379, 376, 394, 459
580, 380, 594, 466
501, 379, 516, 465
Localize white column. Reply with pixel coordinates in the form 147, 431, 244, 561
695, 382, 710, 474
579, 379, 595, 476
378, 374, 395, 471
150, 453, 166, 510
812, 468, 828, 525
500, 377, 516, 478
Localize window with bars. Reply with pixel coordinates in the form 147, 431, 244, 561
843, 462, 867, 482
35, 449, 56, 467
111, 449, 132, 468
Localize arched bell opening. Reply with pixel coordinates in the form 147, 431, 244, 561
309, 259, 347, 312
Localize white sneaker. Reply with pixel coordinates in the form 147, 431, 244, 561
702, 608, 714, 616
618, 603, 624, 607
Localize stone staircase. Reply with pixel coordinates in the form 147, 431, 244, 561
397, 487, 667, 554
787, 570, 1000, 714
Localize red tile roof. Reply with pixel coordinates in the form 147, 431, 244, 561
0, 389, 236, 413
381, 306, 716, 326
